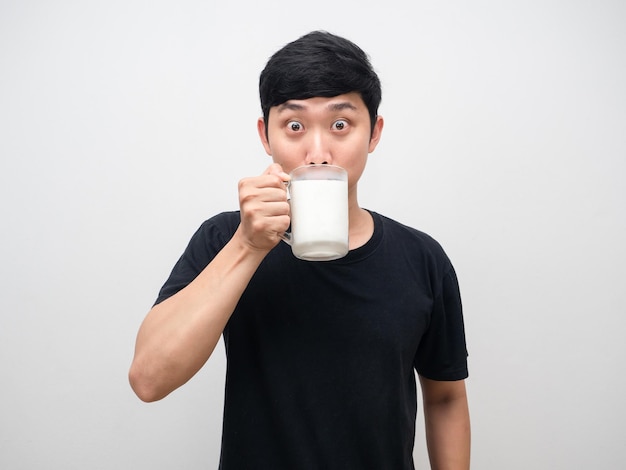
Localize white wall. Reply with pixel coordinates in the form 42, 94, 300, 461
1, 1, 624, 468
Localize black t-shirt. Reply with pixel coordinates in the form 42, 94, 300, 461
156, 211, 468, 470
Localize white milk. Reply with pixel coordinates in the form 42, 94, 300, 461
289, 179, 349, 260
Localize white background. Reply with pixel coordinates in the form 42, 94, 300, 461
1, 0, 625, 468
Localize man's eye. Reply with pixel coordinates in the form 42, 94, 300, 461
288, 121, 303, 132
332, 120, 347, 131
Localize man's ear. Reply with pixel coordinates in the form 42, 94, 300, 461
368, 115, 384, 153
257, 117, 272, 155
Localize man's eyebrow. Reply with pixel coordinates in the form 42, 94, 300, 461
277, 102, 306, 112
327, 102, 358, 112
276, 101, 359, 113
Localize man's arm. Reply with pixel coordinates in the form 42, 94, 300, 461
128, 164, 290, 402
419, 376, 471, 470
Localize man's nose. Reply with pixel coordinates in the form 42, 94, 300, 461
304, 131, 331, 165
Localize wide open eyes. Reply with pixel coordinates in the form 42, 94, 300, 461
287, 121, 303, 132
332, 119, 348, 131
286, 119, 349, 133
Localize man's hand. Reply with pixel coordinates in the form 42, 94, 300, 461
237, 163, 291, 252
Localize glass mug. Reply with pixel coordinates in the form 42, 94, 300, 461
281, 164, 349, 261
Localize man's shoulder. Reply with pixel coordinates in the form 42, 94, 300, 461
197, 211, 240, 235
181, 211, 241, 253
375, 212, 446, 253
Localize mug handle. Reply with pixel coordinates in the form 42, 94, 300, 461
279, 181, 292, 245
279, 231, 292, 245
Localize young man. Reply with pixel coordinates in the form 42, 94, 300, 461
130, 31, 470, 469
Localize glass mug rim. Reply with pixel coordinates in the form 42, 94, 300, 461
289, 164, 347, 181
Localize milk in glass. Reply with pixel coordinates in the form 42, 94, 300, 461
289, 179, 348, 260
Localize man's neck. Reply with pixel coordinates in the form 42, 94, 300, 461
348, 206, 374, 250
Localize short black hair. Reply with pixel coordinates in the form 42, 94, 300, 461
259, 31, 382, 133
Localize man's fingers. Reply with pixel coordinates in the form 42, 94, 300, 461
239, 177, 288, 204
263, 163, 290, 182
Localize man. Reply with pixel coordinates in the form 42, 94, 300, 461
130, 30, 470, 469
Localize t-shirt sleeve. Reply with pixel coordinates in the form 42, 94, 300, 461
154, 213, 238, 305
414, 264, 469, 381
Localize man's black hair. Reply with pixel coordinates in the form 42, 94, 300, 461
259, 31, 382, 134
